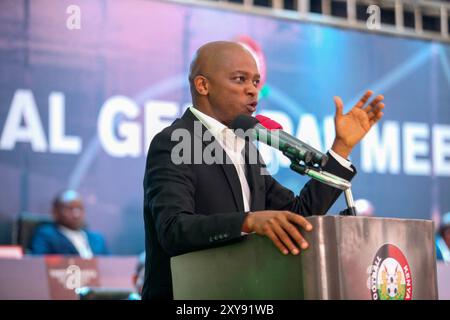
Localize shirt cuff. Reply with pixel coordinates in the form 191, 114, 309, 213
328, 149, 354, 172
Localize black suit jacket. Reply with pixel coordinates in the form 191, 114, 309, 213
142, 109, 356, 300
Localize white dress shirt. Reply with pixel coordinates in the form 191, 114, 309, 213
189, 106, 354, 213
58, 225, 94, 259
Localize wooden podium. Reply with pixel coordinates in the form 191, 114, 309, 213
171, 216, 438, 300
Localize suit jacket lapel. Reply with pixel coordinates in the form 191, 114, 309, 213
55, 227, 79, 254
220, 161, 245, 212
85, 231, 97, 254
182, 109, 245, 212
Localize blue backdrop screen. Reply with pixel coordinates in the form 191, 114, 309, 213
1, 0, 449, 253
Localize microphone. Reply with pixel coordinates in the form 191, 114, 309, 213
255, 115, 283, 130
255, 115, 328, 167
231, 114, 328, 167
233, 114, 355, 216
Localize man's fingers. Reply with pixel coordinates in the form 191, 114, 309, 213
369, 112, 384, 126
280, 219, 309, 250
285, 211, 313, 232
284, 211, 312, 250
366, 102, 385, 117
365, 95, 384, 112
367, 102, 385, 119
265, 228, 289, 255
334, 96, 344, 117
254, 211, 314, 255
272, 222, 300, 255
355, 90, 373, 108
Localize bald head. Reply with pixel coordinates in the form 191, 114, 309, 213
52, 190, 86, 230
188, 41, 257, 100
187, 41, 261, 125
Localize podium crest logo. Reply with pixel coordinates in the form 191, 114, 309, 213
369, 244, 412, 300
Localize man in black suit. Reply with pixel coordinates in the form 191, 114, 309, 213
142, 41, 385, 300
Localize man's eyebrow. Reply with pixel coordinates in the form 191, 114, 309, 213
230, 70, 261, 78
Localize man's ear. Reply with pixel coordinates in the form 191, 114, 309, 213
194, 75, 209, 96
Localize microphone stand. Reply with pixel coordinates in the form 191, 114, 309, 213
258, 138, 357, 216
289, 161, 357, 216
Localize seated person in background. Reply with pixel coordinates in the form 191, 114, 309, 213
436, 212, 450, 262
29, 190, 109, 258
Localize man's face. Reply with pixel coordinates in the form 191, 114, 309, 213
54, 199, 85, 230
205, 47, 261, 126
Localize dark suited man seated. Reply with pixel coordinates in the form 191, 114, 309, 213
29, 190, 109, 257
142, 41, 385, 299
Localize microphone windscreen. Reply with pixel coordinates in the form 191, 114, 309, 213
255, 115, 283, 130
231, 114, 260, 131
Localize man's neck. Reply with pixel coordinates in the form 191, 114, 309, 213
192, 105, 228, 127
58, 224, 82, 233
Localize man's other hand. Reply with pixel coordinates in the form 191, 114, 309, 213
242, 211, 313, 255
332, 90, 385, 158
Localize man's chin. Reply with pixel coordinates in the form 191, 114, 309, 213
229, 110, 254, 125
240, 109, 254, 117
62, 223, 84, 231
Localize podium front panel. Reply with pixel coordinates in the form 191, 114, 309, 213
301, 216, 437, 299
171, 235, 304, 299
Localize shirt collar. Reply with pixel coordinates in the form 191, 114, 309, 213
189, 106, 228, 137
58, 225, 85, 237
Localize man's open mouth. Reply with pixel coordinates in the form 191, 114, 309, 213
246, 102, 257, 113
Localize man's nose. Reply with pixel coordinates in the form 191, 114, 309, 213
245, 84, 258, 97
69, 207, 83, 218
